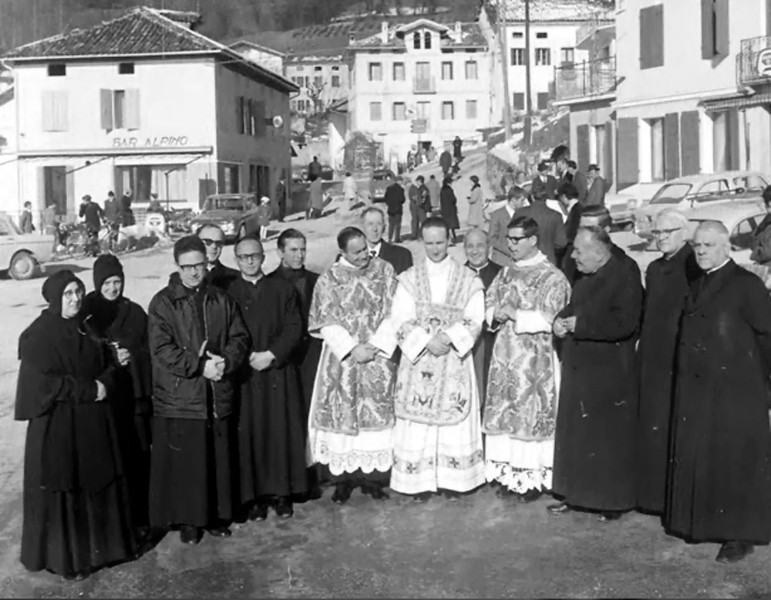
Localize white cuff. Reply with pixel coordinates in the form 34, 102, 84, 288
368, 319, 396, 358
514, 310, 552, 334
401, 327, 432, 363
320, 325, 357, 361
446, 322, 476, 357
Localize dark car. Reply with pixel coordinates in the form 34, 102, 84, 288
190, 193, 259, 241
369, 168, 396, 202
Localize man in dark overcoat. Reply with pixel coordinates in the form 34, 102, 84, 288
666, 221, 771, 563
635, 209, 699, 515
549, 226, 643, 521
198, 224, 239, 290
227, 236, 308, 521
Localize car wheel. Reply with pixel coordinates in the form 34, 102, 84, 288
9, 251, 38, 280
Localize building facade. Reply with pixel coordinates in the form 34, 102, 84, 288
347, 19, 492, 165
0, 7, 297, 226
285, 53, 349, 115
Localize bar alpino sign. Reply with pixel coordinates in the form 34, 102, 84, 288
112, 135, 190, 148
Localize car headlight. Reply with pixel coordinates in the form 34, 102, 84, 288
627, 199, 639, 211
222, 222, 235, 233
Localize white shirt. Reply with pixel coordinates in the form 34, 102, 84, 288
707, 258, 731, 274
367, 241, 382, 258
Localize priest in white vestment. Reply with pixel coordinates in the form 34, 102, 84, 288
389, 217, 486, 500
483, 216, 571, 501
307, 227, 399, 504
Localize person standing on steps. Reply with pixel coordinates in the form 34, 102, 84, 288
440, 177, 460, 244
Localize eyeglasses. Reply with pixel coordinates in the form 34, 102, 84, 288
178, 262, 207, 273
236, 253, 263, 262
651, 227, 682, 238
63, 289, 84, 300
200, 238, 224, 248
506, 234, 533, 243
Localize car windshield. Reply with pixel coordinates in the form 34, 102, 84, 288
650, 183, 693, 204
205, 198, 247, 211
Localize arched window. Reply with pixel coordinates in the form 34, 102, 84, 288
424, 31, 432, 49
413, 31, 421, 49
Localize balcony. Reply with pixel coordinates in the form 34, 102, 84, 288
575, 20, 615, 51
554, 57, 617, 103
413, 76, 436, 94
738, 35, 771, 87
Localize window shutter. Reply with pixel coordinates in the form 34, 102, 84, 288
616, 117, 639, 190
41, 91, 55, 131
100, 89, 113, 130
604, 121, 614, 186
576, 124, 590, 170
53, 91, 68, 131
680, 111, 700, 176
701, 0, 714, 59
664, 112, 681, 179
124, 88, 140, 130
236, 96, 244, 133
246, 99, 254, 135
640, 5, 664, 69
255, 101, 266, 137
715, 0, 729, 55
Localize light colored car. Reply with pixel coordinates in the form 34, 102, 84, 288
682, 200, 767, 264
190, 193, 259, 241
606, 192, 640, 229
369, 168, 396, 202
0, 212, 54, 280
635, 171, 769, 239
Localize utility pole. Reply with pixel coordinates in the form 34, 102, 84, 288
498, 0, 512, 141
523, 0, 532, 148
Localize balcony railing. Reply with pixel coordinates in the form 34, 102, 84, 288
413, 76, 436, 94
553, 57, 616, 102
738, 35, 771, 86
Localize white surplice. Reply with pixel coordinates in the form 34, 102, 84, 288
389, 255, 486, 494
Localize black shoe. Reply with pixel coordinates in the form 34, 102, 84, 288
248, 502, 269, 522
441, 489, 461, 502
547, 501, 572, 515
206, 526, 232, 538
180, 525, 203, 545
362, 483, 390, 500
274, 496, 294, 519
332, 483, 353, 504
62, 571, 89, 582
516, 489, 543, 503
716, 541, 754, 563
596, 511, 623, 522
412, 492, 432, 503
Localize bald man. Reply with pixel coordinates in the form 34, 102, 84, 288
464, 228, 502, 410
550, 226, 643, 521
666, 221, 771, 563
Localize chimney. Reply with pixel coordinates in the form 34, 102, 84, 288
454, 21, 462, 41
349, 33, 356, 46
381, 21, 389, 43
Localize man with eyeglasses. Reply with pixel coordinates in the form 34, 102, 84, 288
226, 235, 308, 521
635, 209, 699, 517
147, 235, 250, 545
549, 226, 643, 523
664, 221, 771, 563
197, 224, 239, 290
483, 216, 570, 503
307, 226, 399, 504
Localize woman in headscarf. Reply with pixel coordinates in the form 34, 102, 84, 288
467, 175, 484, 229
440, 176, 460, 244
82, 255, 152, 539
16, 270, 136, 581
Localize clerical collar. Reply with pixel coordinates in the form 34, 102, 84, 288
707, 259, 731, 274
467, 261, 489, 273
565, 199, 578, 212
339, 256, 364, 270
242, 272, 263, 284
515, 251, 546, 267
367, 241, 382, 257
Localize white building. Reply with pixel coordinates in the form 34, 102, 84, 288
284, 52, 349, 115
0, 7, 297, 225
480, 0, 614, 120
347, 19, 492, 164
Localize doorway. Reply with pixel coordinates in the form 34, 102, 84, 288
43, 166, 70, 218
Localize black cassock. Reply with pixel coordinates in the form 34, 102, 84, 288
666, 261, 771, 543
228, 276, 309, 502
466, 260, 502, 411
552, 252, 643, 511
16, 309, 136, 577
635, 244, 699, 514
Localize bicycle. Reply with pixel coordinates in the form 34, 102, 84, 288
56, 222, 129, 258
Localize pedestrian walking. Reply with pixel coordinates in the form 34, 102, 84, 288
79, 195, 103, 257
19, 201, 34, 233
586, 164, 606, 206
256, 195, 272, 240
440, 177, 459, 244
308, 177, 323, 219
453, 136, 463, 162
427, 174, 441, 214
440, 148, 453, 177
384, 177, 405, 243
275, 175, 287, 222
467, 175, 484, 229
308, 156, 323, 182
120, 190, 135, 226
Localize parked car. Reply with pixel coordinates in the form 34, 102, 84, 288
635, 171, 769, 239
0, 212, 54, 280
369, 168, 396, 202
189, 193, 259, 241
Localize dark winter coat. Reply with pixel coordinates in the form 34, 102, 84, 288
147, 273, 250, 420
467, 260, 502, 410
514, 201, 567, 267
440, 184, 460, 230
666, 261, 771, 543
552, 252, 643, 511
207, 260, 240, 291
384, 182, 406, 216
530, 175, 559, 202
377, 241, 414, 275
440, 150, 453, 173
635, 244, 699, 514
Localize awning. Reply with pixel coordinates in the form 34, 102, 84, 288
700, 92, 771, 112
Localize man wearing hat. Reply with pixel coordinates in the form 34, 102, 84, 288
530, 161, 559, 204
586, 164, 607, 207
79, 194, 104, 257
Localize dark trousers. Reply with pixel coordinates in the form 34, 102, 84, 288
278, 200, 286, 221
410, 206, 426, 239
387, 213, 402, 242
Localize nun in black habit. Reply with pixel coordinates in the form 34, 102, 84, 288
16, 270, 136, 581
